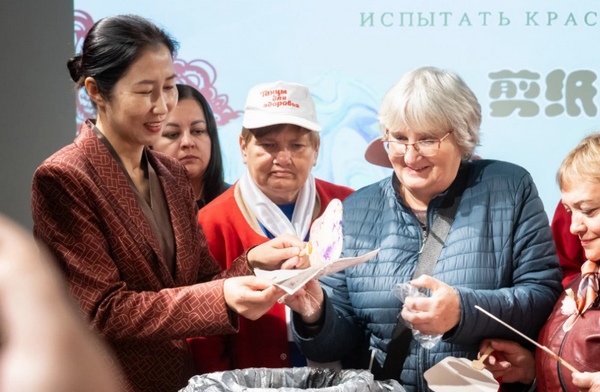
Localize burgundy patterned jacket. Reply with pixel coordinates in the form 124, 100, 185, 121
31, 123, 251, 392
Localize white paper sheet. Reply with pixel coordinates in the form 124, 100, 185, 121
255, 248, 379, 295
424, 356, 499, 392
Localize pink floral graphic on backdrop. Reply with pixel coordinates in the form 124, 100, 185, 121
73, 10, 241, 129
174, 58, 241, 125
74, 10, 96, 127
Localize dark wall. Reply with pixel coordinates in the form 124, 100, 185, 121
0, 0, 75, 229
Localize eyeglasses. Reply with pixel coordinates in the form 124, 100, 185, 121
383, 131, 452, 157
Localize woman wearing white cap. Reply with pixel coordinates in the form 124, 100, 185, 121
285, 66, 562, 391
190, 81, 353, 373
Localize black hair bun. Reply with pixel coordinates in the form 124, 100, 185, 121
67, 54, 83, 84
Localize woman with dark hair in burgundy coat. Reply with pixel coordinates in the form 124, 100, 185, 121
31, 14, 306, 392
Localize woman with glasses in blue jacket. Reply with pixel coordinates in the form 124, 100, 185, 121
285, 66, 563, 392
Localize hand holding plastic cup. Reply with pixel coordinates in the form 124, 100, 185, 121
392, 282, 442, 349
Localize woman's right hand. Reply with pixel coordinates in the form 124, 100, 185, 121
479, 339, 536, 385
223, 276, 285, 320
246, 234, 309, 270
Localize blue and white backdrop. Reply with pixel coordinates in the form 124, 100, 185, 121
74, 1, 600, 217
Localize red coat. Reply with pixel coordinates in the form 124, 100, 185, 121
551, 201, 585, 288
31, 123, 252, 392
536, 275, 600, 391
191, 179, 353, 372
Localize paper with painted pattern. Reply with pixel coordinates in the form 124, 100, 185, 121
255, 199, 379, 295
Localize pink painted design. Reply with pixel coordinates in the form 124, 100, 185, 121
73, 10, 241, 130
74, 10, 94, 51
74, 10, 96, 128
307, 199, 344, 266
173, 58, 241, 125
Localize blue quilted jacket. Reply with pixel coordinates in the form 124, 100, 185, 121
294, 159, 562, 391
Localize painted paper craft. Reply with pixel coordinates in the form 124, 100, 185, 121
305, 198, 344, 266
254, 199, 379, 295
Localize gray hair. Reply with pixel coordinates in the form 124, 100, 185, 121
377, 66, 481, 160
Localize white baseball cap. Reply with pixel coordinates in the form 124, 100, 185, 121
242, 81, 322, 132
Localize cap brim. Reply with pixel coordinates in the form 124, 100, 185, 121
243, 112, 322, 132
364, 136, 393, 168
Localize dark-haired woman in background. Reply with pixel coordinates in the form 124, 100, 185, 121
31, 14, 306, 392
153, 84, 229, 209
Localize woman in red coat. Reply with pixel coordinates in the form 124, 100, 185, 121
190, 81, 354, 373
31, 15, 305, 392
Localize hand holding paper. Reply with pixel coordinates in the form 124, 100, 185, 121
254, 199, 379, 295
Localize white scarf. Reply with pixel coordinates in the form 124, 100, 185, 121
238, 170, 316, 240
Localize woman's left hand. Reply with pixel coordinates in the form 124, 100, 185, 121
247, 233, 310, 270
283, 279, 324, 324
573, 371, 600, 391
400, 274, 460, 335
479, 339, 535, 384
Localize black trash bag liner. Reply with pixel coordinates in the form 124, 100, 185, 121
180, 367, 405, 392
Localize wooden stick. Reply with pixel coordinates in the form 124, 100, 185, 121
474, 305, 580, 374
